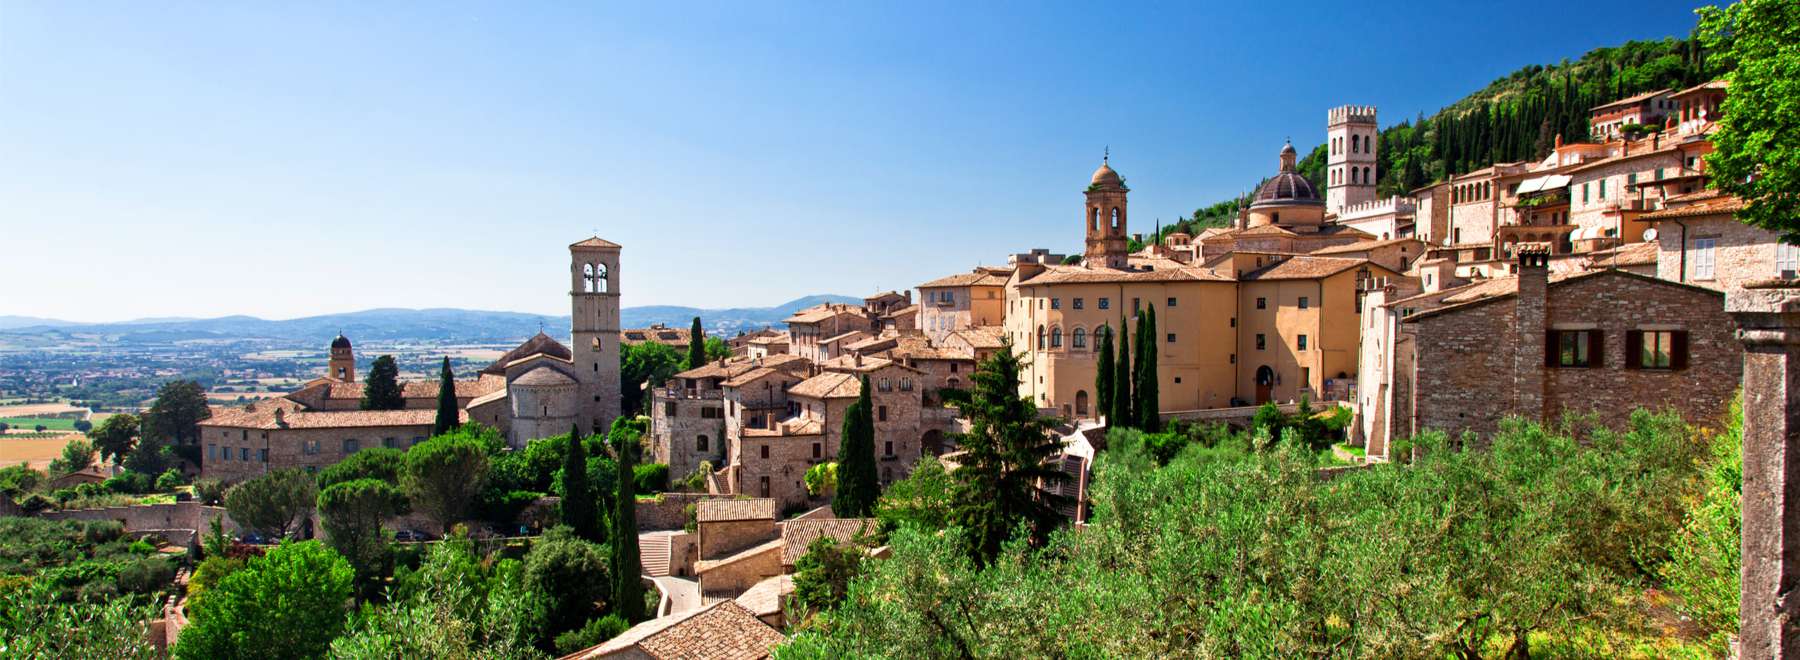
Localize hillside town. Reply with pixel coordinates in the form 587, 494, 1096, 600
7, 3, 1800, 657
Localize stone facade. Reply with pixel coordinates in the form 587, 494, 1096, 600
1651, 204, 1794, 293
1403, 260, 1738, 442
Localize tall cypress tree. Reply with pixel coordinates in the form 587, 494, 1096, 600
611, 419, 645, 622
563, 424, 599, 542
360, 355, 404, 411
833, 375, 878, 517
1094, 323, 1113, 421
1111, 315, 1132, 427
1137, 306, 1161, 432
1130, 312, 1148, 427
686, 317, 707, 370
432, 357, 458, 436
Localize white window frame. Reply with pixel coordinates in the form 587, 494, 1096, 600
1777, 242, 1800, 277
1692, 237, 1717, 280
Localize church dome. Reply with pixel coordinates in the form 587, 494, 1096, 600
1090, 161, 1124, 189
331, 334, 352, 350
1250, 141, 1322, 209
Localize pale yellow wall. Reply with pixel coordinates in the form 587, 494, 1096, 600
1007, 280, 1238, 418
1235, 267, 1384, 404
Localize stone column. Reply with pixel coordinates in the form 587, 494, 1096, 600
1731, 280, 1800, 659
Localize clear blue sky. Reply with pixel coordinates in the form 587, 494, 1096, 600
0, 1, 1703, 322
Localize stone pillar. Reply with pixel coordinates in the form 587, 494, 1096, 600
1513, 247, 1550, 423
1731, 280, 1800, 659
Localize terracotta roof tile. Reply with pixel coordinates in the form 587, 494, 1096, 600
1237, 256, 1382, 281
781, 518, 874, 565
697, 498, 777, 522
570, 237, 621, 249
563, 600, 784, 660
787, 372, 862, 399
1020, 264, 1231, 285
1308, 238, 1423, 255
1641, 190, 1743, 220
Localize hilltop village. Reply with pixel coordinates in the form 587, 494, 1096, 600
24, 80, 1786, 657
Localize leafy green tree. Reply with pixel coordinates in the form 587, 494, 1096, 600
49, 437, 96, 475
223, 468, 317, 539
610, 418, 646, 623
0, 581, 158, 659
792, 535, 866, 613
360, 355, 405, 411
620, 342, 682, 416
318, 478, 408, 601
805, 461, 837, 498
834, 375, 879, 518
316, 446, 405, 489
874, 455, 955, 532
524, 526, 612, 640
145, 380, 211, 446
0, 462, 45, 496
1135, 306, 1160, 432
948, 341, 1069, 565
433, 357, 459, 436
88, 413, 139, 465
73, 419, 92, 433
174, 540, 354, 660
555, 615, 629, 656
1662, 396, 1744, 651
562, 423, 600, 542
1698, 0, 1800, 242
1110, 315, 1132, 427
331, 544, 548, 659
402, 429, 490, 534
686, 317, 707, 370
1094, 322, 1113, 420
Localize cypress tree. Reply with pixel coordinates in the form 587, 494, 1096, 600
1111, 315, 1132, 427
1137, 306, 1161, 432
1094, 323, 1113, 421
833, 375, 878, 517
562, 423, 599, 542
611, 419, 645, 622
359, 355, 404, 411
1130, 311, 1148, 427
432, 357, 458, 436
686, 317, 707, 370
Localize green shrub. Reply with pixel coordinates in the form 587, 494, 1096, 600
103, 471, 154, 495
554, 614, 629, 654
633, 463, 669, 494
155, 469, 186, 492
192, 478, 226, 505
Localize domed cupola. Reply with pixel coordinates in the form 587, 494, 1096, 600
1250, 141, 1323, 209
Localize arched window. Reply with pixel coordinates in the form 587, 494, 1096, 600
1037, 325, 1046, 350
1050, 327, 1062, 349
1352, 135, 1360, 153
1089, 207, 1098, 232
1075, 390, 1089, 415
1110, 207, 1122, 230
1363, 167, 1371, 184
593, 263, 609, 293
1072, 327, 1087, 349
582, 264, 595, 292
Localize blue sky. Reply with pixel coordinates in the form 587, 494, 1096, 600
0, 1, 1703, 322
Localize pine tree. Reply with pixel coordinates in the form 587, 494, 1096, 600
1111, 315, 1132, 427
359, 355, 404, 411
833, 375, 878, 517
686, 317, 707, 370
1136, 306, 1160, 432
432, 357, 458, 436
947, 340, 1070, 565
563, 423, 599, 542
610, 419, 646, 622
1094, 323, 1114, 421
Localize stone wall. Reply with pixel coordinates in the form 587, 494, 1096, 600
1409, 269, 1738, 441
201, 422, 434, 483
1655, 214, 1788, 293
697, 541, 781, 598
650, 391, 727, 482
41, 502, 239, 544
699, 518, 778, 561
635, 492, 719, 532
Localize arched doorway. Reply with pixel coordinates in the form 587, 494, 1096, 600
1255, 366, 1276, 404
1075, 390, 1089, 417
921, 429, 945, 456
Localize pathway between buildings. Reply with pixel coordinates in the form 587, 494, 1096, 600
651, 575, 701, 616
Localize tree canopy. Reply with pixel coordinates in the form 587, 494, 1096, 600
361, 355, 405, 411
223, 468, 317, 539
402, 428, 491, 534
1698, 0, 1800, 242
833, 375, 879, 519
174, 540, 354, 660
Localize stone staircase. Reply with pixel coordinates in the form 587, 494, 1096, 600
640, 534, 672, 577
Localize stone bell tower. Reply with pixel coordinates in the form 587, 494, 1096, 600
1327, 105, 1378, 215
1084, 153, 1130, 269
328, 334, 356, 382
570, 237, 623, 436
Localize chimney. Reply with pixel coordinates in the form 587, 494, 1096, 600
854, 353, 863, 367
1514, 244, 1551, 424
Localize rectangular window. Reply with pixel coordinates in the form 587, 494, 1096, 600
1628, 330, 1688, 370
1229, 317, 1236, 328
1167, 333, 1176, 343
760, 445, 770, 459
1072, 297, 1084, 309
207, 444, 217, 460
344, 439, 359, 454
1166, 297, 1177, 308
1098, 297, 1110, 310
258, 448, 268, 463
304, 439, 320, 455
1050, 298, 1060, 310
1132, 298, 1141, 313
883, 441, 894, 457
1256, 334, 1266, 351
1693, 238, 1717, 280
1599, 179, 1608, 199
1298, 296, 1309, 309
878, 405, 888, 422
1777, 242, 1800, 276
1582, 183, 1589, 203
812, 442, 822, 459
239, 448, 250, 461
383, 437, 398, 449
1297, 335, 1308, 351
759, 476, 770, 497
1256, 297, 1267, 310
1548, 330, 1599, 368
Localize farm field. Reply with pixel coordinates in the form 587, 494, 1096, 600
0, 402, 86, 417
0, 417, 79, 431
0, 433, 80, 470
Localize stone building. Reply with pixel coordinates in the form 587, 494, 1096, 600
916, 267, 1010, 344
1588, 88, 1673, 140
619, 324, 692, 353
1396, 248, 1739, 443
1645, 190, 1796, 292
199, 236, 624, 481
1326, 105, 1379, 215
783, 303, 873, 363
650, 354, 810, 483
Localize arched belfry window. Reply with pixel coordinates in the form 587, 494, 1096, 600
593, 263, 609, 293
1110, 207, 1122, 230
1089, 207, 1099, 232
582, 264, 596, 293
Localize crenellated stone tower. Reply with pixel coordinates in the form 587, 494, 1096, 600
570, 237, 623, 436
1327, 105, 1378, 215
1084, 155, 1130, 269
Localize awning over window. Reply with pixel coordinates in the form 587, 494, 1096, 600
1515, 174, 1571, 195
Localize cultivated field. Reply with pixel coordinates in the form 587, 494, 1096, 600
0, 403, 86, 418
0, 417, 79, 431
0, 433, 80, 470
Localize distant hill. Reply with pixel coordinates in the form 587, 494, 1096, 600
0, 295, 859, 344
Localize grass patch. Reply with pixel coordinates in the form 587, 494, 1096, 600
0, 417, 78, 431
